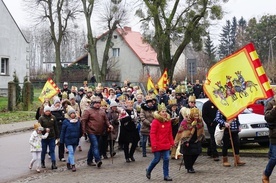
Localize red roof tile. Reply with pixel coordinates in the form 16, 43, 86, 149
116, 27, 159, 66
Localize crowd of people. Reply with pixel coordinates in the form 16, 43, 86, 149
28, 79, 249, 181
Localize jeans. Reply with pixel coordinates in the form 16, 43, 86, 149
67, 145, 77, 165
87, 134, 101, 163
142, 135, 149, 156
264, 143, 276, 177
41, 138, 56, 161
147, 150, 170, 177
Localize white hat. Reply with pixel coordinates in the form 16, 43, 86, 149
68, 108, 76, 116
63, 82, 68, 85
109, 101, 118, 108
69, 93, 75, 100
44, 106, 52, 112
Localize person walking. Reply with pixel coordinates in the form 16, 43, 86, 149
174, 108, 204, 173
202, 99, 219, 161
81, 96, 113, 168
146, 103, 174, 181
214, 110, 246, 167
140, 95, 157, 157
60, 109, 82, 172
38, 106, 59, 169
29, 122, 50, 173
262, 96, 276, 183
119, 102, 140, 162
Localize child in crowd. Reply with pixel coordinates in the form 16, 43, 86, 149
60, 109, 82, 172
29, 122, 50, 173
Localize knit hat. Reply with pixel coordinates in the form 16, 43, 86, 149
110, 101, 118, 108
54, 98, 61, 105
44, 106, 52, 112
68, 109, 76, 116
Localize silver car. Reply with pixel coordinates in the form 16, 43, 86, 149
196, 98, 269, 146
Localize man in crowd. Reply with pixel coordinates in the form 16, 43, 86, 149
81, 96, 113, 168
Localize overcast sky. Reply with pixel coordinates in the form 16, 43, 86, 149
3, 0, 276, 44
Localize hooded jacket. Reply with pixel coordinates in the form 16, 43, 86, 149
140, 103, 157, 135
150, 111, 174, 152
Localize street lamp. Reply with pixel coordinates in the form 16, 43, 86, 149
269, 36, 276, 63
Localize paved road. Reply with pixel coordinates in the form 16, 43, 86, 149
0, 121, 275, 183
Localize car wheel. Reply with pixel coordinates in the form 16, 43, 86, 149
258, 142, 269, 147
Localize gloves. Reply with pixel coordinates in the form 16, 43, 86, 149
191, 121, 197, 126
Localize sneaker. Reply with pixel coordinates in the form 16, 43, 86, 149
96, 161, 102, 168
87, 161, 96, 166
36, 169, 40, 173
146, 169, 151, 179
29, 163, 33, 169
48, 154, 51, 159
60, 158, 66, 162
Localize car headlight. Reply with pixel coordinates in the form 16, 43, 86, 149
240, 124, 249, 129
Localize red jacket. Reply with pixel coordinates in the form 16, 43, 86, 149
150, 112, 174, 153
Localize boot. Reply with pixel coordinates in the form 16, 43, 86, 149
222, 156, 231, 167
51, 161, 57, 169
262, 173, 269, 183
235, 155, 246, 166
67, 163, 72, 170
41, 160, 46, 168
71, 165, 76, 172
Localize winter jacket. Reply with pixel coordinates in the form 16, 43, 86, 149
60, 118, 81, 146
202, 100, 218, 127
29, 130, 49, 152
140, 103, 157, 135
150, 111, 174, 153
119, 109, 140, 144
81, 107, 111, 135
38, 114, 59, 139
264, 98, 276, 144
107, 109, 120, 140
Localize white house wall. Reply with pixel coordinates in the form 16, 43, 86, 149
97, 32, 145, 82
0, 0, 29, 92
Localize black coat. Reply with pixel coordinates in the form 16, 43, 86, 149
119, 110, 140, 144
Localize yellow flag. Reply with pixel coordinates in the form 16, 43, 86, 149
157, 68, 169, 89
38, 78, 60, 103
203, 43, 273, 119
147, 75, 158, 94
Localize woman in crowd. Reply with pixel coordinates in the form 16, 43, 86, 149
119, 101, 140, 162
174, 107, 204, 173
214, 110, 245, 167
146, 103, 174, 181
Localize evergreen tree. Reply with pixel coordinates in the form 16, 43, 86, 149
204, 32, 217, 68
218, 20, 231, 58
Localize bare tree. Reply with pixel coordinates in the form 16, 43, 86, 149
23, 0, 82, 84
97, 0, 129, 82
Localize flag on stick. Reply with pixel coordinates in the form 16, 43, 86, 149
147, 75, 158, 94
38, 78, 60, 103
203, 43, 273, 119
157, 68, 169, 89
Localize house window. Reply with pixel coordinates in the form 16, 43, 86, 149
1, 58, 9, 75
112, 48, 120, 57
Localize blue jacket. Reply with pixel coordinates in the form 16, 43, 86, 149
60, 119, 81, 146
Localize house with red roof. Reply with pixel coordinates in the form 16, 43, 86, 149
96, 26, 160, 82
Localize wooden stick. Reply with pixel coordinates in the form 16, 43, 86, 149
228, 127, 237, 166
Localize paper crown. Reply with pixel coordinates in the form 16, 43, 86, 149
136, 89, 143, 94
168, 99, 177, 106
101, 100, 108, 107
188, 94, 196, 102
190, 108, 200, 118
175, 85, 182, 93
71, 86, 77, 91
62, 92, 68, 100
96, 83, 103, 90
158, 102, 167, 112
145, 95, 153, 102
69, 93, 75, 100
87, 88, 93, 93
117, 94, 126, 101
91, 96, 101, 103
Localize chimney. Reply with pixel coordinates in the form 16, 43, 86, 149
124, 26, 132, 31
